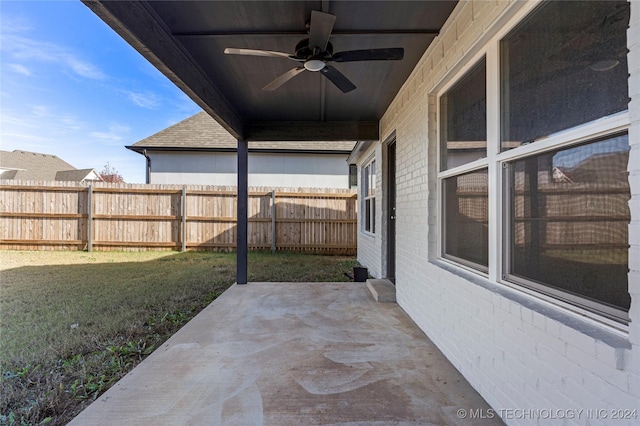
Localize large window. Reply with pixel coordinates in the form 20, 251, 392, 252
507, 134, 631, 320
439, 0, 630, 324
363, 159, 376, 234
501, 1, 629, 149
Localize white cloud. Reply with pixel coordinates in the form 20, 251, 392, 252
1, 113, 33, 128
125, 90, 161, 109
1, 33, 106, 80
1, 106, 84, 144
64, 55, 105, 80
8, 63, 31, 76
0, 131, 51, 145
109, 123, 131, 134
30, 104, 50, 117
90, 131, 121, 142
1, 16, 33, 34
89, 123, 131, 145
61, 116, 82, 131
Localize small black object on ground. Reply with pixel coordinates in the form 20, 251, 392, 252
344, 266, 368, 282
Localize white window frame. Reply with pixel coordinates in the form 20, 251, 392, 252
436, 0, 631, 330
362, 157, 376, 235
439, 53, 489, 273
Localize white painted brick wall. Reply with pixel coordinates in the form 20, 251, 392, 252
356, 0, 640, 424
356, 144, 382, 279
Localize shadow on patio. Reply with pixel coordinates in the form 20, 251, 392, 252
69, 282, 502, 425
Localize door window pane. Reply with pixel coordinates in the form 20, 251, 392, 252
443, 169, 488, 269
509, 134, 631, 314
501, 1, 629, 150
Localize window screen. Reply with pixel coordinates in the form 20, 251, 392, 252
508, 134, 631, 316
443, 168, 489, 269
349, 164, 357, 189
363, 160, 376, 233
440, 58, 487, 170
501, 1, 629, 149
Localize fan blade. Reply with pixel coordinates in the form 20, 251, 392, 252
330, 48, 404, 62
263, 67, 306, 91
309, 11, 336, 52
321, 65, 356, 93
224, 48, 298, 61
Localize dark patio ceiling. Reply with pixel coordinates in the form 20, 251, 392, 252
84, 1, 458, 141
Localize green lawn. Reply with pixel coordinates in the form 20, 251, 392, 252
0, 250, 358, 426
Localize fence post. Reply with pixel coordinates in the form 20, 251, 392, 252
181, 186, 187, 252
87, 185, 93, 252
271, 190, 276, 253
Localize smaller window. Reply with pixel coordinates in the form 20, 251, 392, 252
349, 164, 358, 189
440, 58, 487, 171
443, 168, 489, 270
363, 160, 376, 234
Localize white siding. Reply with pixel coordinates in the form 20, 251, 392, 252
356, 1, 640, 424
148, 151, 351, 188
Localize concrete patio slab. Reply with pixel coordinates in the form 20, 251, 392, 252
69, 282, 502, 425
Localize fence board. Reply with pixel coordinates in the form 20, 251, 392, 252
1, 180, 357, 254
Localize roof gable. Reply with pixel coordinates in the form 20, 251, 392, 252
131, 112, 236, 149
55, 169, 103, 182
0, 150, 99, 182
128, 112, 356, 153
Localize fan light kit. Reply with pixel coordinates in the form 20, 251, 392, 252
304, 59, 326, 72
224, 10, 404, 93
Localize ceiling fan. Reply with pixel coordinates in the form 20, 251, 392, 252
224, 10, 404, 93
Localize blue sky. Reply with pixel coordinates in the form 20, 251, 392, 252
1, 0, 202, 183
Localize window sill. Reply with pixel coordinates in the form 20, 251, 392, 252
430, 259, 631, 351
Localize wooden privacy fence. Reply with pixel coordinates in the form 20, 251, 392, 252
0, 180, 357, 255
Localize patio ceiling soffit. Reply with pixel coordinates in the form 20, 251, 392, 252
83, 1, 456, 142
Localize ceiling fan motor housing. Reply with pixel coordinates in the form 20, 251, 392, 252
295, 38, 334, 59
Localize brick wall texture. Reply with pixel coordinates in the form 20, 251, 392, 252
356, 1, 640, 424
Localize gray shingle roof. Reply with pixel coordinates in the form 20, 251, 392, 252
128, 112, 356, 152
0, 150, 98, 182
55, 169, 100, 182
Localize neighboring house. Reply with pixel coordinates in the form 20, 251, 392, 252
0, 150, 102, 182
127, 112, 356, 188
349, 0, 639, 418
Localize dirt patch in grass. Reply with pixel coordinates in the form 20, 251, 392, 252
0, 250, 358, 426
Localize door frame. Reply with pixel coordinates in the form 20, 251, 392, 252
385, 136, 397, 281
